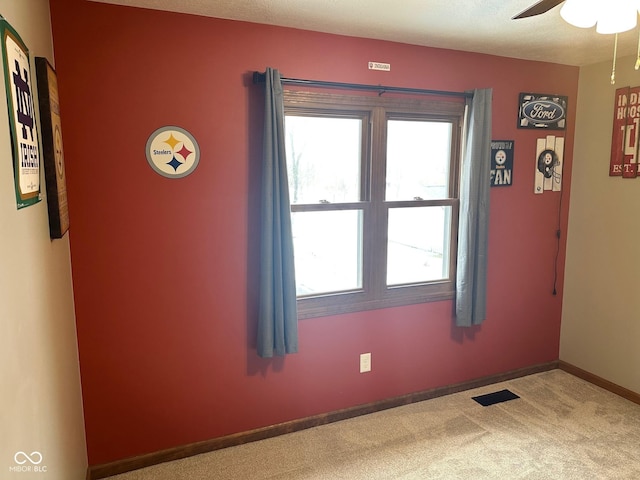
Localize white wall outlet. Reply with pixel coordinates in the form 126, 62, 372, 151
360, 352, 371, 373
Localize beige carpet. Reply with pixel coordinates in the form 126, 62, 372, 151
108, 370, 640, 479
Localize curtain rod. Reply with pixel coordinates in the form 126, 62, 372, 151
252, 71, 472, 99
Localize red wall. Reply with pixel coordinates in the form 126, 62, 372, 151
49, 0, 578, 465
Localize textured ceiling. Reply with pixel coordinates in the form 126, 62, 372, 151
90, 0, 640, 67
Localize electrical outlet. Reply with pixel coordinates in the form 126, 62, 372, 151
360, 352, 371, 373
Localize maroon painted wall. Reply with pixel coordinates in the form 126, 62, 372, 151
49, 0, 578, 465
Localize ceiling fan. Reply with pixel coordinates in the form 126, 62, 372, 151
512, 0, 564, 19
513, 0, 640, 84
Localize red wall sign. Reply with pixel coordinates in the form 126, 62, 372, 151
609, 86, 640, 178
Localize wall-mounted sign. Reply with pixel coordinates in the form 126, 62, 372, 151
1, 16, 41, 209
609, 86, 639, 178
534, 135, 564, 194
146, 126, 200, 178
490, 140, 514, 187
368, 61, 390, 71
36, 57, 69, 238
518, 93, 567, 130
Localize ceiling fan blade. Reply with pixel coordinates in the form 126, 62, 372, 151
512, 0, 565, 19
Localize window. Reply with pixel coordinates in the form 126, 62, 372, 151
284, 91, 465, 319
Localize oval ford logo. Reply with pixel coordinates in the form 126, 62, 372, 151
522, 100, 565, 124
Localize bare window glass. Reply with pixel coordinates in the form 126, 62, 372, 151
291, 210, 363, 296
386, 206, 452, 286
386, 120, 452, 201
285, 116, 362, 204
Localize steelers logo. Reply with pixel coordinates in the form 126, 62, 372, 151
146, 126, 200, 178
537, 148, 558, 179
54, 124, 65, 180
494, 150, 506, 166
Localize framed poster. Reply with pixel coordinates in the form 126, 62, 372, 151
36, 57, 69, 238
0, 16, 41, 208
518, 92, 567, 130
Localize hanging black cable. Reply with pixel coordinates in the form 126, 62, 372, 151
552, 184, 565, 296
252, 71, 472, 99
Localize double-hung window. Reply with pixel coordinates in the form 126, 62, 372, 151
284, 91, 464, 319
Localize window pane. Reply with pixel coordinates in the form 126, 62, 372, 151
386, 120, 452, 201
285, 115, 362, 204
387, 206, 451, 286
291, 210, 363, 296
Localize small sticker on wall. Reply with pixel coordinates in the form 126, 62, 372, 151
368, 61, 390, 71
146, 126, 200, 178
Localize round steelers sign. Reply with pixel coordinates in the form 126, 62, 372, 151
146, 126, 200, 179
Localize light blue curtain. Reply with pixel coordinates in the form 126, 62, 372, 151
456, 88, 492, 327
257, 68, 299, 357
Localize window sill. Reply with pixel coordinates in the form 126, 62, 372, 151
297, 285, 454, 320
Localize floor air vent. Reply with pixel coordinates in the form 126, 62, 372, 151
472, 389, 520, 406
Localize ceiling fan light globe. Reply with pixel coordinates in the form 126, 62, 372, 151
560, 0, 598, 28
595, 0, 638, 33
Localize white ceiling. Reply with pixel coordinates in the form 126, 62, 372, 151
90, 0, 640, 67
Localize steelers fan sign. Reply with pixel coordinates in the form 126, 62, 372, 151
490, 140, 514, 187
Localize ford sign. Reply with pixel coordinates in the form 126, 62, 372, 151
518, 93, 568, 130
522, 100, 565, 124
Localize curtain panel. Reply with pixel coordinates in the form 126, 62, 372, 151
257, 68, 299, 357
456, 88, 492, 327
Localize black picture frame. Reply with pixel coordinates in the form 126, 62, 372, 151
35, 57, 69, 238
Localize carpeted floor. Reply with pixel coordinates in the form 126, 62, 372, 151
108, 370, 640, 479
